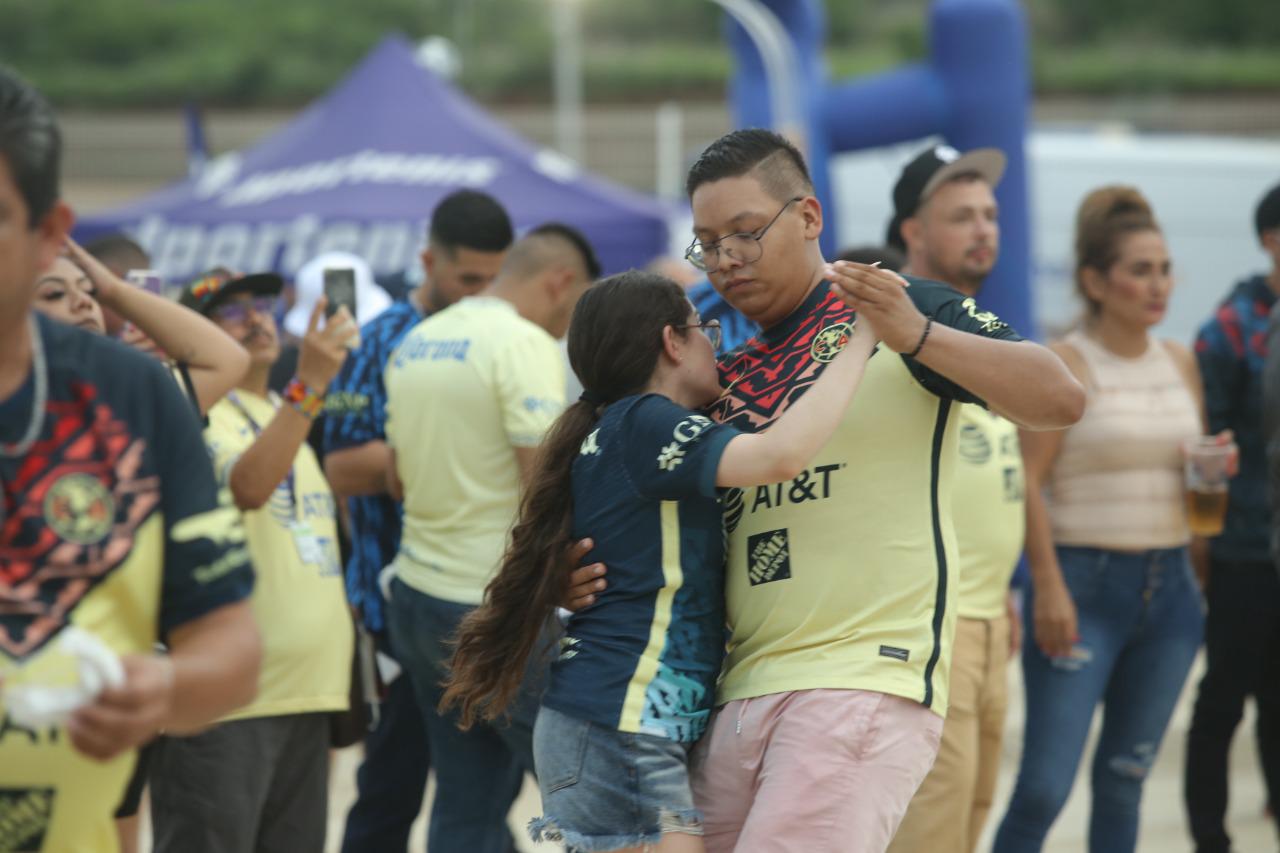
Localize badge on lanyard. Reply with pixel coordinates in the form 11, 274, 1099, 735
291, 521, 341, 576
228, 392, 339, 577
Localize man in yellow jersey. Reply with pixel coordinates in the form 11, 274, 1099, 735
884, 145, 1026, 853
672, 129, 1083, 853
149, 269, 357, 853
0, 66, 261, 852
384, 223, 600, 853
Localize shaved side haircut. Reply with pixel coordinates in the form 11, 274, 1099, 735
685, 128, 814, 202
502, 223, 601, 283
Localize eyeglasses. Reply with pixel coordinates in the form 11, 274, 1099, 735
212, 296, 277, 325
685, 197, 803, 273
677, 319, 723, 351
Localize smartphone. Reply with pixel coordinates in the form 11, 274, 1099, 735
323, 267, 360, 348
125, 269, 164, 296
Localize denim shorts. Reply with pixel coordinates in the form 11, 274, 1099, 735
529, 705, 703, 852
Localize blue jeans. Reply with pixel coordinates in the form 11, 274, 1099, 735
340, 632, 431, 853
529, 706, 701, 852
993, 545, 1204, 853
387, 577, 544, 853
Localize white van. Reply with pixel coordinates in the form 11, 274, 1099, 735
831, 130, 1280, 344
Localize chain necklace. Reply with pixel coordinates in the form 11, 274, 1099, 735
0, 316, 49, 459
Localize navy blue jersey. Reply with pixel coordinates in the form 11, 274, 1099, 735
321, 300, 423, 633
541, 394, 738, 743
1, 316, 253, 849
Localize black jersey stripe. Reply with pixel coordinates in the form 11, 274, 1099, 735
922, 397, 953, 708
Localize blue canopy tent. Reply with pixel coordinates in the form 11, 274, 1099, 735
75, 35, 671, 283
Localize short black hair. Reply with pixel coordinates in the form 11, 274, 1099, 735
0, 65, 62, 228
1256, 182, 1280, 238
429, 190, 514, 254
84, 233, 150, 269
527, 222, 602, 280
685, 128, 813, 201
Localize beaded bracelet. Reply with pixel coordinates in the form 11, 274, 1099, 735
907, 317, 934, 359
283, 377, 326, 419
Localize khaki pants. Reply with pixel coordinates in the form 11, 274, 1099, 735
889, 615, 1010, 853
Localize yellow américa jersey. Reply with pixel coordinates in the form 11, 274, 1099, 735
709, 279, 1022, 717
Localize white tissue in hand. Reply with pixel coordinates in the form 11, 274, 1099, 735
3, 627, 124, 729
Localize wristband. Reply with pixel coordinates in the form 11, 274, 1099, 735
283, 377, 326, 419
907, 317, 934, 359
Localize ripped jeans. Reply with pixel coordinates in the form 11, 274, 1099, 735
993, 545, 1204, 853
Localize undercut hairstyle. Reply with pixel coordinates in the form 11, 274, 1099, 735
685, 128, 813, 202
528, 222, 601, 280
502, 223, 601, 283
428, 189, 515, 255
84, 233, 150, 271
0, 65, 62, 228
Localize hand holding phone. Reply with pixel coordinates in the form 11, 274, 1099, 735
323, 267, 361, 349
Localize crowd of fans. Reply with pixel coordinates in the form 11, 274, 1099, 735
3, 61, 1280, 853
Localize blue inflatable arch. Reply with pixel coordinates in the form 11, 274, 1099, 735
726, 0, 1036, 337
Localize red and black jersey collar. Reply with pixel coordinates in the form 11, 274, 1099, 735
759, 280, 836, 347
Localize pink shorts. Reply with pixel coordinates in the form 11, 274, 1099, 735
690, 688, 943, 853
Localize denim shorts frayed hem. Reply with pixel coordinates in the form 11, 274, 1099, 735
529, 809, 703, 852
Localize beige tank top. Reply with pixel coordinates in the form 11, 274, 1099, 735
1048, 330, 1201, 550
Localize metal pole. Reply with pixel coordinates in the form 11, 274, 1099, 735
709, 0, 805, 148
551, 0, 584, 163
655, 101, 684, 200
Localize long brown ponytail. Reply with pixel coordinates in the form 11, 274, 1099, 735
442, 270, 692, 727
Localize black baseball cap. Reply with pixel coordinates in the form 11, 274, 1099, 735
886, 145, 1006, 250
1256, 182, 1280, 239
179, 268, 284, 316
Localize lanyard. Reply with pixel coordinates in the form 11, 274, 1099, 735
225, 390, 298, 519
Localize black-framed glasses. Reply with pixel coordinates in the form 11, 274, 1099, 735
677, 319, 722, 351
684, 196, 803, 273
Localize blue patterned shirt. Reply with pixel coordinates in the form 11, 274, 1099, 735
322, 300, 423, 632
687, 279, 759, 355
1195, 274, 1277, 564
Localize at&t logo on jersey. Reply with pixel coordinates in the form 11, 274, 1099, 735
722, 463, 846, 533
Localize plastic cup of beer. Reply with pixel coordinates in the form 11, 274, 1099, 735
1183, 438, 1233, 537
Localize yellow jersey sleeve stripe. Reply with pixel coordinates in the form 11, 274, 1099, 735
619, 500, 684, 732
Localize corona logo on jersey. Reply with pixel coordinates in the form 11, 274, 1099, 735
810, 321, 853, 363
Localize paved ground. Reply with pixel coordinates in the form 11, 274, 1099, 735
315, 654, 1276, 852
135, 651, 1274, 851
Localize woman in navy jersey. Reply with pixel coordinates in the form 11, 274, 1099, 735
443, 269, 883, 852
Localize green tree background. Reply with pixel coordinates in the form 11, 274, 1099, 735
2, 0, 1277, 107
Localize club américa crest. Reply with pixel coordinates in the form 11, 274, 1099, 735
810, 321, 854, 363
